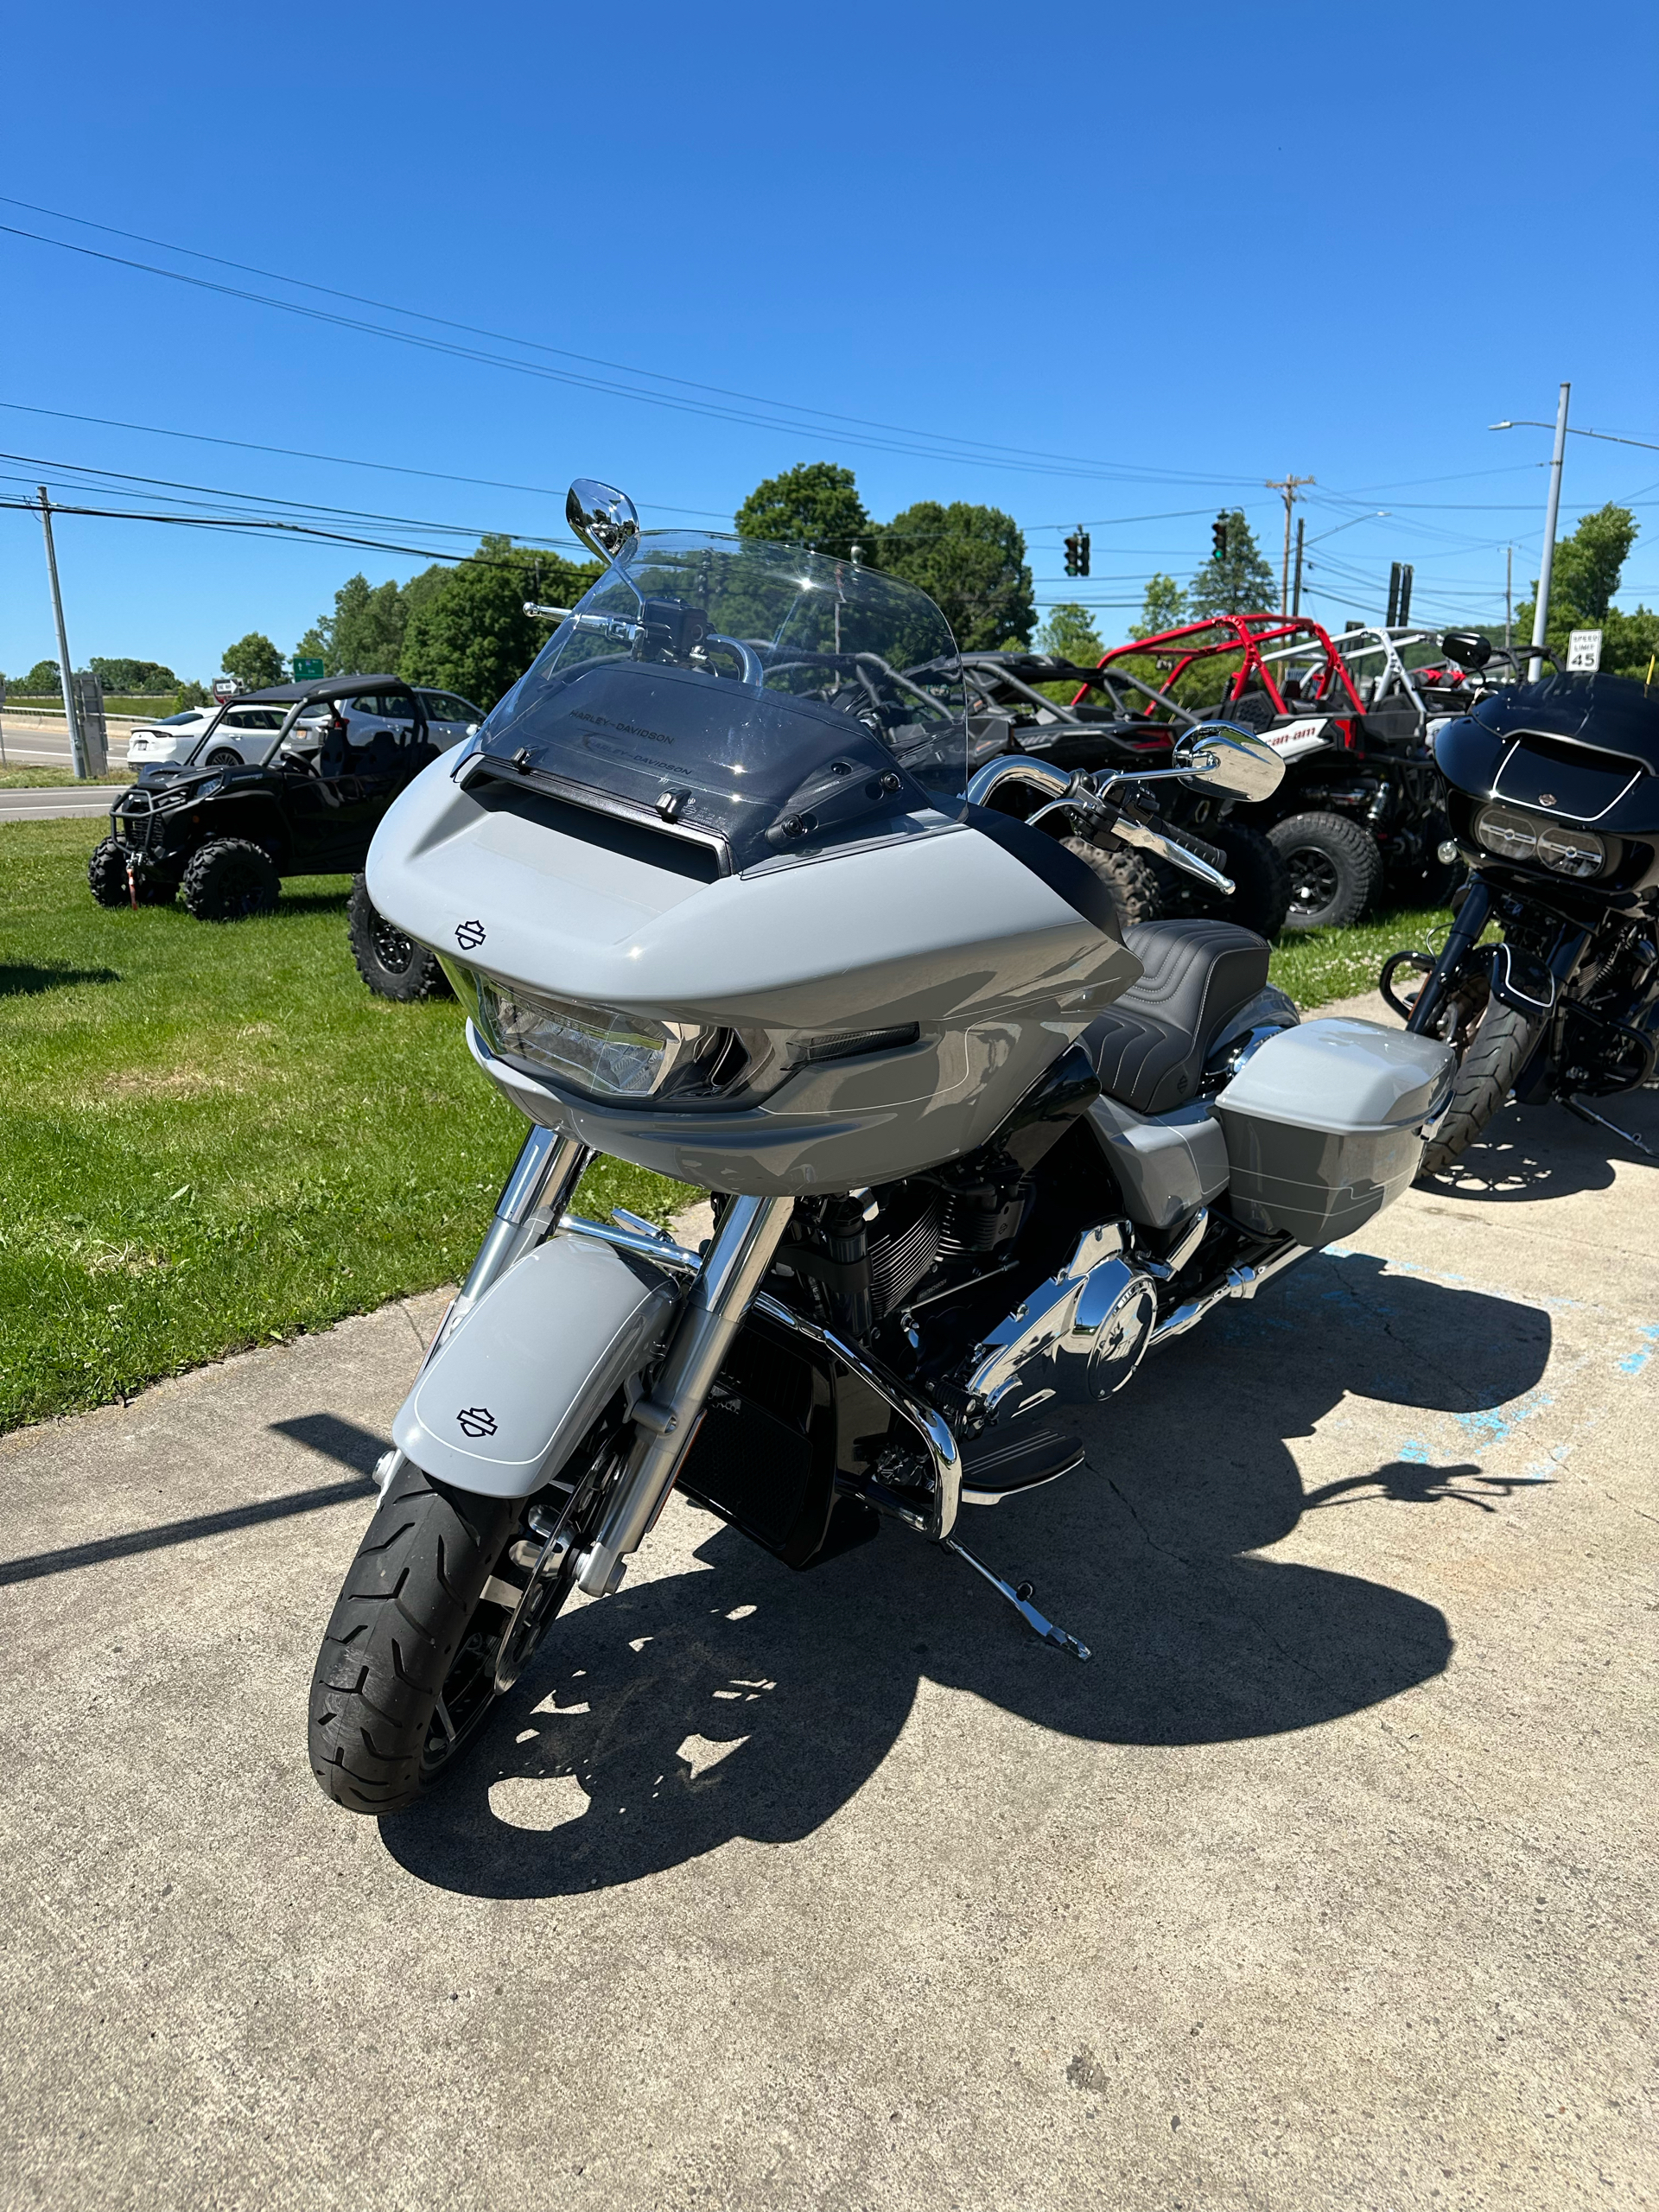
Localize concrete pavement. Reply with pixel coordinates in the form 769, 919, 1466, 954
1, 1027, 1654, 2210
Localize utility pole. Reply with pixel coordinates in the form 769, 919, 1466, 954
1505, 546, 1512, 654
1291, 517, 1306, 618
1529, 382, 1570, 681
1267, 475, 1314, 613
37, 486, 87, 779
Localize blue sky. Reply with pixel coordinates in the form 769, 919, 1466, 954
3, 0, 1655, 684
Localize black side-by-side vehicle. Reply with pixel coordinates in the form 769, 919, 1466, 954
90, 674, 459, 997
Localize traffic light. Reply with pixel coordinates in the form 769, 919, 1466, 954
1064, 526, 1090, 579
1211, 513, 1230, 563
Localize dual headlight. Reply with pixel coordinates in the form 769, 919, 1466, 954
1472, 804, 1607, 880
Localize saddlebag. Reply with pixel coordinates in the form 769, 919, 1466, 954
1213, 1019, 1454, 1246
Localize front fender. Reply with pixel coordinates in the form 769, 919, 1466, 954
393, 1234, 677, 1498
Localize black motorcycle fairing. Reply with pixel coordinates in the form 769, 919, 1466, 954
1435, 672, 1659, 836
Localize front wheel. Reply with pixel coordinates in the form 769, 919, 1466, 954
309, 1461, 522, 1814
309, 1437, 614, 1815
1418, 997, 1546, 1176
180, 836, 280, 921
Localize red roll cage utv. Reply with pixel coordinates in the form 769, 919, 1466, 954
1080, 613, 1458, 930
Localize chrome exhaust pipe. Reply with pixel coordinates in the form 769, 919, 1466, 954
1148, 1239, 1306, 1349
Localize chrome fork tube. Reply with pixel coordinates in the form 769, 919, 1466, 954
448, 1128, 592, 1347
575, 1193, 795, 1597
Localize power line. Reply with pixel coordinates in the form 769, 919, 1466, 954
0, 208, 1261, 489
0, 445, 582, 548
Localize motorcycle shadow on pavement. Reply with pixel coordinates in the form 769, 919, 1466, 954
382, 1251, 1551, 1901
1420, 1090, 1659, 1205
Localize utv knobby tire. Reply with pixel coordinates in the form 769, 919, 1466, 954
1418, 1001, 1546, 1177
1062, 835, 1178, 928
1268, 810, 1384, 931
308, 1460, 519, 1815
87, 837, 173, 908
347, 874, 451, 1001
180, 837, 280, 921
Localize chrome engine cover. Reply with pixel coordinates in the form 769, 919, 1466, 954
963, 1222, 1158, 1421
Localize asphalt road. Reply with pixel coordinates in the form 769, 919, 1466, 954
0, 716, 132, 819
1, 1005, 1653, 2211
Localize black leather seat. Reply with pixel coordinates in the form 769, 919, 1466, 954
1083, 918, 1271, 1114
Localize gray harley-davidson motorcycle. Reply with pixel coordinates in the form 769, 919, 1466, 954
309, 483, 1454, 1815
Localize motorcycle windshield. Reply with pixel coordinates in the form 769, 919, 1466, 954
475, 531, 966, 872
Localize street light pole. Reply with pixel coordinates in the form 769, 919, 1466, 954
37, 485, 86, 780
1529, 384, 1570, 682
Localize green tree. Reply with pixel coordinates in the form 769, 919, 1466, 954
89, 657, 178, 693
735, 462, 874, 562
1514, 504, 1659, 679
878, 500, 1035, 650
1132, 572, 1189, 639
1187, 510, 1276, 619
399, 538, 599, 709
174, 680, 211, 710
221, 632, 286, 690
17, 658, 60, 694
1038, 602, 1105, 667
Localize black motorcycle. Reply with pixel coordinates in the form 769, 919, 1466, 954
1380, 632, 1659, 1172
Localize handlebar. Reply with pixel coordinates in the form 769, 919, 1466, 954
963, 754, 1236, 897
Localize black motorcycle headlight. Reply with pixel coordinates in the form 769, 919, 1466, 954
1471, 804, 1539, 862
1535, 823, 1607, 880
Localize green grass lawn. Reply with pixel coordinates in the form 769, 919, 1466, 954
1268, 903, 1452, 1011
0, 815, 1452, 1431
0, 819, 691, 1429
0, 766, 134, 788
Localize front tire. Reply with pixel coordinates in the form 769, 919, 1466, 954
1418, 998, 1546, 1176
180, 837, 280, 921
1268, 810, 1384, 931
87, 837, 174, 908
309, 1461, 520, 1815
347, 874, 452, 1001
88, 837, 130, 907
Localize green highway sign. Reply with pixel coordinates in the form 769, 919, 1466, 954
293, 657, 326, 680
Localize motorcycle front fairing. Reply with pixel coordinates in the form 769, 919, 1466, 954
366, 531, 1141, 1196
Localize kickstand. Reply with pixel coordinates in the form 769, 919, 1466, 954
1565, 1096, 1652, 1156
944, 1535, 1091, 1662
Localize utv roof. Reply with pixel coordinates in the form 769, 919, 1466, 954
232, 673, 421, 706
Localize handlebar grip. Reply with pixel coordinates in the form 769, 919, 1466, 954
1112, 801, 1227, 874
1159, 824, 1229, 874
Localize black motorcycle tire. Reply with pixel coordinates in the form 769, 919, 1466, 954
1061, 835, 1176, 927
308, 1459, 523, 1815
1268, 810, 1384, 931
347, 874, 452, 1001
1418, 999, 1546, 1177
1192, 820, 1292, 939
180, 837, 280, 921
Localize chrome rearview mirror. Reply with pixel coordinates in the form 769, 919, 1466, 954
1172, 721, 1284, 803
566, 479, 639, 563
